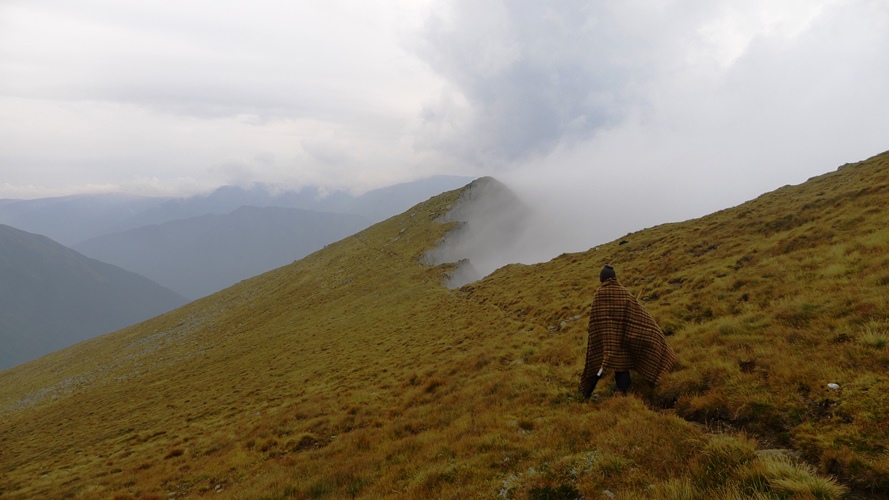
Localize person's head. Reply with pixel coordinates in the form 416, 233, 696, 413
600, 264, 616, 282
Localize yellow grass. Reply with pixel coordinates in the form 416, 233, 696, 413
3, 151, 889, 498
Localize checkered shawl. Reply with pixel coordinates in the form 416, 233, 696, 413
580, 279, 676, 388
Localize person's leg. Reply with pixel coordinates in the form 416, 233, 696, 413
580, 373, 603, 399
614, 371, 631, 394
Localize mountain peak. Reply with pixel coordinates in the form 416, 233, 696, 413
423, 176, 530, 287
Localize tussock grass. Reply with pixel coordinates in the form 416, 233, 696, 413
3, 153, 889, 497
858, 320, 889, 349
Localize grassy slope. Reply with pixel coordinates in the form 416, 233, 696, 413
2, 152, 887, 498
465, 151, 889, 493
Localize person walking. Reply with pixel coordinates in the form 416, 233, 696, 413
579, 265, 676, 398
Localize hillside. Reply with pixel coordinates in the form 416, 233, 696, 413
2, 153, 888, 498
73, 206, 372, 299
0, 225, 187, 371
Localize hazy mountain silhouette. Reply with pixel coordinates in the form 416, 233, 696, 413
0, 193, 169, 246
0, 224, 187, 371
109, 185, 354, 233
0, 176, 474, 246
74, 206, 372, 299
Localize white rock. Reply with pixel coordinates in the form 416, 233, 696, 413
827, 383, 840, 390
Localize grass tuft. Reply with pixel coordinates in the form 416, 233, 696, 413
858, 320, 888, 349
691, 435, 757, 488
741, 452, 848, 498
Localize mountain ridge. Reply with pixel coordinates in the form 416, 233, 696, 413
0, 224, 188, 371
73, 205, 373, 299
0, 176, 474, 246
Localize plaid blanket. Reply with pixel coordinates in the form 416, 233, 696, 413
580, 279, 676, 389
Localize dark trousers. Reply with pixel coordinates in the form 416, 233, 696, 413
588, 370, 631, 395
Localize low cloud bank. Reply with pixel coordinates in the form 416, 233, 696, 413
423, 177, 532, 287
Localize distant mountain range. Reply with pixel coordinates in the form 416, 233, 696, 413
0, 175, 473, 370
1, 175, 473, 299
0, 193, 170, 247
0, 224, 187, 371
73, 206, 371, 299
0, 176, 474, 246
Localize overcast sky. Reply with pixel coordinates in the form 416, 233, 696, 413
2, 0, 888, 254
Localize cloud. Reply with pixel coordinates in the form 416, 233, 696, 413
413, 1, 648, 164
412, 0, 889, 175
404, 0, 889, 268
1, 0, 887, 232
0, 0, 474, 199
0, 1, 411, 121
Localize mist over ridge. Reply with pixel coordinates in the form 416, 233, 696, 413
421, 177, 531, 287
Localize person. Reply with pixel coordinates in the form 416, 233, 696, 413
579, 264, 676, 398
